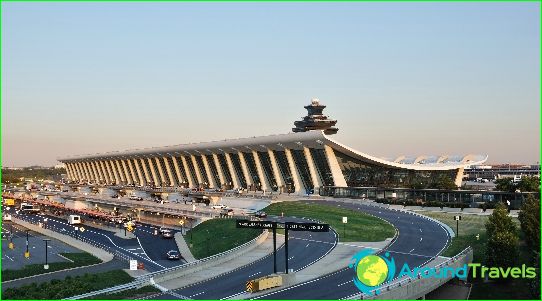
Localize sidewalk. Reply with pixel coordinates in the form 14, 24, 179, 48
174, 232, 196, 263
1, 259, 126, 291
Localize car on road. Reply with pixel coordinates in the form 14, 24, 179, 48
255, 211, 267, 218
221, 208, 234, 216
162, 229, 174, 238
211, 204, 228, 210
166, 250, 180, 260
129, 195, 143, 201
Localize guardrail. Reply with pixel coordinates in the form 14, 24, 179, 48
64, 229, 268, 299
345, 246, 473, 300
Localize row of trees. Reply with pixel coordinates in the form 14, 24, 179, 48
495, 176, 540, 192
1, 167, 66, 184
485, 196, 539, 297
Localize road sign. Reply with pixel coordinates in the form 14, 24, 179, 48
342, 217, 348, 224
236, 219, 276, 229
74, 227, 79, 231
246, 280, 257, 293
454, 215, 461, 221
79, 227, 85, 233
179, 220, 185, 226
284, 222, 329, 232
129, 260, 137, 271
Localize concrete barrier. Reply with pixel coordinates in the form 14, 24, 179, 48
174, 232, 196, 263
354, 247, 474, 300
12, 218, 113, 262
153, 230, 269, 284
403, 206, 423, 211
389, 205, 405, 211
372, 203, 390, 209
509, 210, 520, 217
422, 207, 443, 212
462, 208, 483, 214
482, 209, 494, 215
442, 207, 461, 213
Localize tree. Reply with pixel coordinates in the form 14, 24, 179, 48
516, 176, 541, 192
485, 202, 519, 273
495, 178, 514, 192
518, 195, 541, 251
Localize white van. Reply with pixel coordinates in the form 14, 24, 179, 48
68, 215, 82, 225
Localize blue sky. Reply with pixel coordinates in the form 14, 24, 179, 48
2, 2, 540, 166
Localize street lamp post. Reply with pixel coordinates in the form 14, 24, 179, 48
43, 239, 51, 269
25, 230, 30, 258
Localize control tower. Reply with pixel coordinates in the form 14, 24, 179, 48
292, 98, 338, 135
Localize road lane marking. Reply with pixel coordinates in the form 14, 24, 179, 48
420, 237, 423, 242
189, 292, 205, 298
305, 243, 310, 248
248, 271, 261, 278
288, 256, 294, 260
220, 291, 244, 300
409, 248, 415, 253
337, 280, 352, 287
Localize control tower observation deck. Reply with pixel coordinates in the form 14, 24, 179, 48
292, 98, 339, 135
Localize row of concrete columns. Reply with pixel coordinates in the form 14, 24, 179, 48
63, 145, 347, 194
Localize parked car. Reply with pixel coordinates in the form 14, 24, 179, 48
211, 204, 228, 210
162, 230, 174, 238
166, 250, 180, 260
255, 211, 267, 218
221, 208, 234, 216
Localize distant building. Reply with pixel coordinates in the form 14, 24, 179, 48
465, 164, 540, 180
59, 100, 487, 194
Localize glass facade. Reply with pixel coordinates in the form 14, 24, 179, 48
205, 154, 221, 188
217, 154, 233, 185
106, 161, 117, 182
126, 160, 137, 184
229, 153, 247, 188
195, 156, 210, 186
95, 162, 106, 182
274, 150, 295, 192
117, 161, 129, 183
142, 159, 155, 185
242, 152, 261, 190
310, 148, 334, 186
134, 159, 147, 185
173, 157, 188, 185
150, 159, 162, 185
165, 157, 180, 186
334, 150, 457, 188
185, 156, 200, 186
158, 157, 171, 186
291, 149, 314, 192
258, 152, 278, 191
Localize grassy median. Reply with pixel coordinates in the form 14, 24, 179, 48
263, 201, 395, 242
1, 252, 102, 282
185, 219, 261, 259
2, 269, 133, 299
84, 285, 160, 299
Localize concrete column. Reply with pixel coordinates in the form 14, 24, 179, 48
324, 145, 347, 187
126, 159, 138, 185
252, 151, 270, 191
268, 150, 285, 187
201, 155, 217, 188
163, 157, 177, 187
285, 149, 304, 194
454, 168, 464, 187
121, 160, 133, 184
238, 152, 252, 186
64, 163, 73, 180
114, 160, 126, 184
74, 162, 85, 180
147, 157, 161, 186
180, 156, 195, 188
134, 159, 147, 185
139, 158, 152, 184
225, 153, 241, 188
108, 160, 121, 184
304, 147, 322, 189
212, 153, 225, 188
80, 162, 91, 181
190, 155, 203, 185
154, 157, 168, 186
99, 161, 111, 183
171, 156, 185, 186
67, 163, 77, 180
90, 161, 101, 182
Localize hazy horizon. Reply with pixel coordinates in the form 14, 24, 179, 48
2, 2, 540, 167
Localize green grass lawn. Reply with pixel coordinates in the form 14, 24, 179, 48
185, 219, 261, 259
263, 201, 395, 242
84, 285, 160, 300
2, 269, 134, 300
1, 252, 102, 282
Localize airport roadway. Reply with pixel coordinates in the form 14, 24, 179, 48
253, 200, 451, 299
148, 216, 338, 300
14, 213, 184, 272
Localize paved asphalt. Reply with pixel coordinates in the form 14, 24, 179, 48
148, 216, 338, 300
14, 213, 185, 272
253, 200, 451, 299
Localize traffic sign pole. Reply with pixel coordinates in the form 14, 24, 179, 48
285, 227, 289, 274
273, 226, 277, 274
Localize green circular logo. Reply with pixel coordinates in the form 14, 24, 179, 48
356, 255, 389, 287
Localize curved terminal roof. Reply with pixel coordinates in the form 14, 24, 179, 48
58, 131, 487, 171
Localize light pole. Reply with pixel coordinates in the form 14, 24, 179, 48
25, 230, 30, 258
9, 223, 14, 249
43, 239, 51, 269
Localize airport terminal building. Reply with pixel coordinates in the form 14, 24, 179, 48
58, 100, 487, 194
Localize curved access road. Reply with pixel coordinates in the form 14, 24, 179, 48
254, 199, 450, 300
